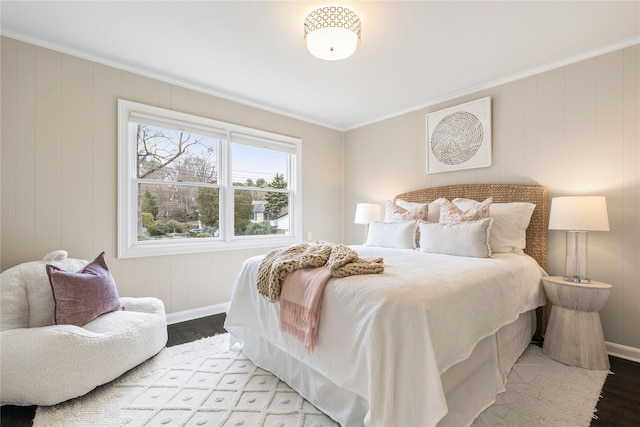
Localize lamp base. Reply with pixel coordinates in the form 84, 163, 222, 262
565, 231, 590, 284
563, 275, 592, 284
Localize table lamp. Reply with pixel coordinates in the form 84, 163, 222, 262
354, 203, 382, 244
548, 196, 609, 283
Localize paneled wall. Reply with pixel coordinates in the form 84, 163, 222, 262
344, 45, 640, 355
1, 37, 344, 317
2, 35, 638, 356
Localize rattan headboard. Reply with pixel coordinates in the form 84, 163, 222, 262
394, 183, 548, 269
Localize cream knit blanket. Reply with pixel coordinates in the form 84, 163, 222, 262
257, 241, 384, 302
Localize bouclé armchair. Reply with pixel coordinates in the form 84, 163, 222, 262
0, 250, 167, 406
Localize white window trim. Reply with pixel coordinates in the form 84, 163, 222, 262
117, 99, 302, 259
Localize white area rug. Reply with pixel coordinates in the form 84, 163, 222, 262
35, 334, 608, 427
472, 344, 608, 426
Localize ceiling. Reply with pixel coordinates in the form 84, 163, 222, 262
1, 1, 639, 131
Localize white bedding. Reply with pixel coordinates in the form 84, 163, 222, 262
225, 246, 546, 426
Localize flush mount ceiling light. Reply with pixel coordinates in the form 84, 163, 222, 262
304, 5, 361, 61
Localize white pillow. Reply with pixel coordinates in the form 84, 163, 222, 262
366, 221, 417, 249
418, 218, 493, 258
395, 198, 443, 223
453, 198, 535, 253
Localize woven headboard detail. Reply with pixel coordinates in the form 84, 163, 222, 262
394, 183, 548, 269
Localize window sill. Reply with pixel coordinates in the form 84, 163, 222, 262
117, 235, 300, 259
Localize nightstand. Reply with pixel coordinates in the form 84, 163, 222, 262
542, 276, 611, 370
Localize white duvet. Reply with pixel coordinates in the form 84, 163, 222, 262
225, 246, 546, 426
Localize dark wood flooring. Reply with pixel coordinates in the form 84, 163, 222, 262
2, 313, 638, 426
592, 355, 640, 426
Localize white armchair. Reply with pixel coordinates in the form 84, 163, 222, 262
0, 251, 168, 406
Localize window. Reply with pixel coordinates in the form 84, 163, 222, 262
118, 100, 301, 258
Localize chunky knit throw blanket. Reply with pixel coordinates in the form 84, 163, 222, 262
257, 241, 384, 302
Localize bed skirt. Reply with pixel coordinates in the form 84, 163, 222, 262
228, 309, 536, 427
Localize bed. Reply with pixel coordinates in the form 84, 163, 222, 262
225, 183, 548, 426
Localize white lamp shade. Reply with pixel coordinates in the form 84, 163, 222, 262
548, 196, 610, 231
354, 203, 382, 225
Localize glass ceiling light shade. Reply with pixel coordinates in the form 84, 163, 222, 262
548, 196, 610, 283
304, 6, 361, 61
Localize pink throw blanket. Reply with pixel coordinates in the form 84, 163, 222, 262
280, 257, 384, 352
279, 267, 332, 352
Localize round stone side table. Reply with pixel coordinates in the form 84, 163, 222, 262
542, 276, 612, 370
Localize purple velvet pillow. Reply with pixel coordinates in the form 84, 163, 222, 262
46, 251, 121, 326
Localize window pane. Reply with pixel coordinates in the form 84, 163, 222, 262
119, 100, 301, 258
234, 188, 289, 236
231, 143, 288, 187
136, 123, 219, 184
138, 183, 219, 240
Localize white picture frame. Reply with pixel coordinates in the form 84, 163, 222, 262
426, 97, 492, 174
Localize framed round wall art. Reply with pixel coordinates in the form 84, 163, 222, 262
426, 97, 492, 174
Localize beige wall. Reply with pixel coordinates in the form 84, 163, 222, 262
2, 36, 638, 356
344, 45, 640, 354
1, 37, 344, 316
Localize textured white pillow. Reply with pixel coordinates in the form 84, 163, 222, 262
366, 221, 417, 249
453, 198, 535, 253
418, 218, 493, 258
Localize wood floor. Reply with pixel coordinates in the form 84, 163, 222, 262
2, 313, 639, 426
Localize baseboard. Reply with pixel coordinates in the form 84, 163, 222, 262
166, 303, 229, 325
606, 341, 640, 363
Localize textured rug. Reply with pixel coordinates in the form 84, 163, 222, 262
472, 344, 609, 426
34, 334, 608, 427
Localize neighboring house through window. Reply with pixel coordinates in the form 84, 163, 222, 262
117, 99, 302, 258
